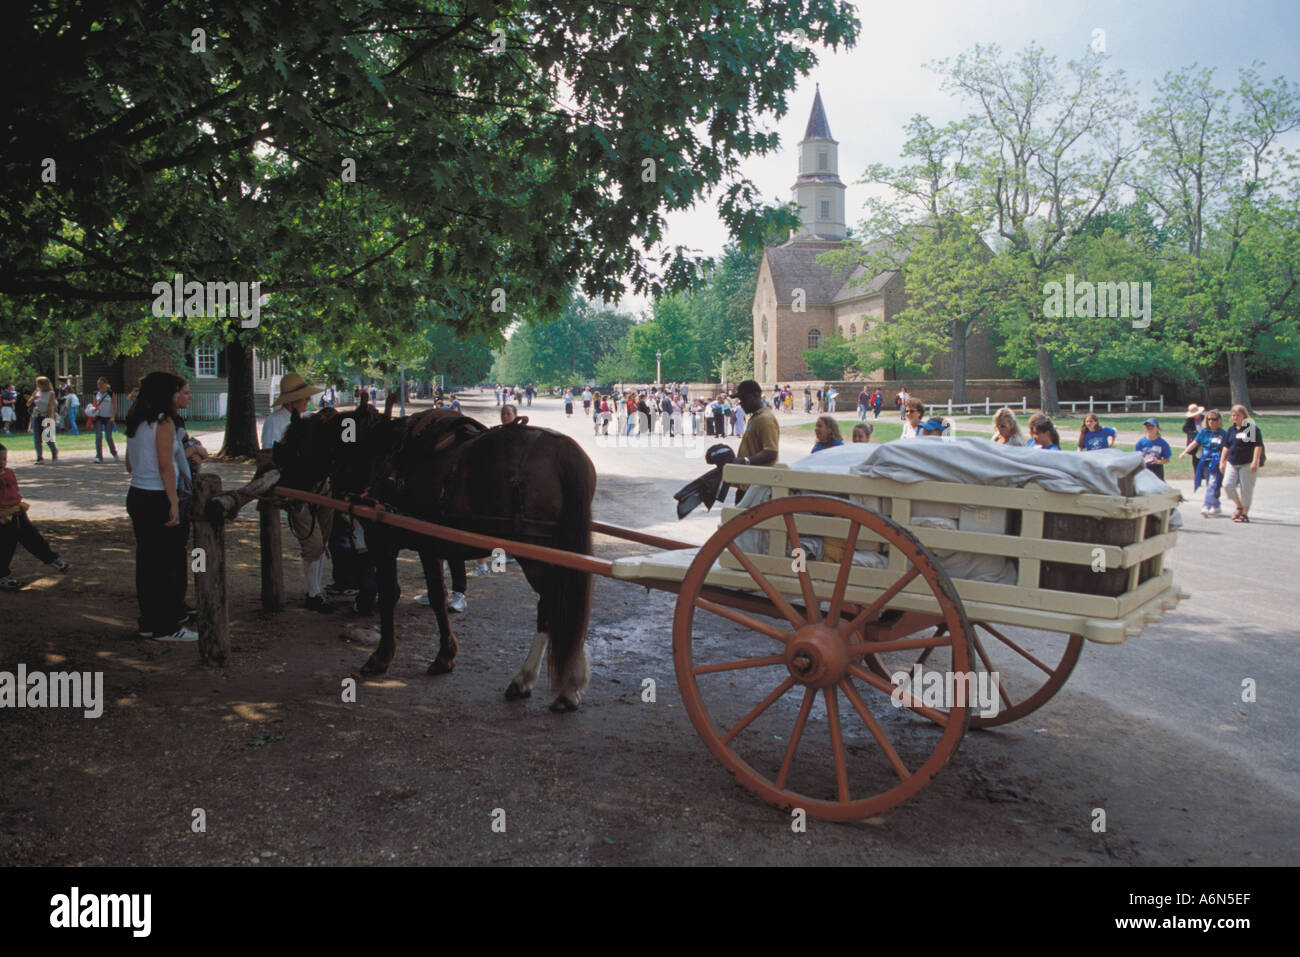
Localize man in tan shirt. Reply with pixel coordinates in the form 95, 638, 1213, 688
733, 380, 779, 499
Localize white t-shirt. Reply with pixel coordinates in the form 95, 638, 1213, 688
128, 419, 189, 492
260, 404, 304, 449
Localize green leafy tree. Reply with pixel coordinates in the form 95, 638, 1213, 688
1134, 65, 1300, 408
802, 335, 855, 379
1, 0, 858, 451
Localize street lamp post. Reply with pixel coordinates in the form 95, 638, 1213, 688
656, 351, 662, 387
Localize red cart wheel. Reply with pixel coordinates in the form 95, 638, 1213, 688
673, 495, 974, 821
861, 622, 1084, 728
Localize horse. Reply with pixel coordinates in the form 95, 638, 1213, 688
266, 404, 598, 711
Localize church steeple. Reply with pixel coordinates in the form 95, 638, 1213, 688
791, 83, 846, 242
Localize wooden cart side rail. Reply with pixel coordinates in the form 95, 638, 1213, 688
723, 464, 1182, 518
717, 507, 1180, 572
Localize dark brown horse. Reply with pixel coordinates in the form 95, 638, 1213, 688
268, 405, 597, 711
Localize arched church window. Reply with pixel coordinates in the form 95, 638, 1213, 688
808, 328, 821, 350
849, 322, 856, 338
818, 151, 828, 171
762, 316, 768, 340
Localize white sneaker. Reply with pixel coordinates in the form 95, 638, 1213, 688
155, 626, 198, 642
475, 563, 491, 576
414, 592, 430, 606
448, 591, 467, 614
1200, 507, 1211, 517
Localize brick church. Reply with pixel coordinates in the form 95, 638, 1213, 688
752, 86, 1004, 386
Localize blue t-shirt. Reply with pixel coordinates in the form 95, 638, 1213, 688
1194, 427, 1228, 468
1036, 443, 1060, 450
811, 439, 844, 453
1079, 426, 1117, 451
1135, 436, 1173, 479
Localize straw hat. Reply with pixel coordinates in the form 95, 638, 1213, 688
273, 372, 324, 408
1185, 403, 1206, 417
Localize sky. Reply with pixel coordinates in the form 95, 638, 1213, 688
613, 0, 1300, 316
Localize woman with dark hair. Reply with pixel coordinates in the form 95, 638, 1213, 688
124, 371, 195, 641
1030, 418, 1062, 450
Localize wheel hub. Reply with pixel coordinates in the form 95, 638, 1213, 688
784, 624, 850, 688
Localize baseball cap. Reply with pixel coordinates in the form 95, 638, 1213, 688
1143, 417, 1159, 427
921, 417, 946, 431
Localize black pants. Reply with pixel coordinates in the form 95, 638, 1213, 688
127, 487, 188, 635
448, 560, 466, 593
0, 511, 57, 576
713, 413, 725, 436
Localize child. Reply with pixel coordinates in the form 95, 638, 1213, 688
1135, 418, 1172, 479
1179, 410, 1227, 516
1076, 413, 1117, 450
1031, 419, 1061, 449
0, 444, 71, 589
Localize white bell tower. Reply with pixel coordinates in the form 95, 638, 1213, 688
791, 84, 846, 241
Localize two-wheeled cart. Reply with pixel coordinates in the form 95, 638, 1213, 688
276, 458, 1184, 821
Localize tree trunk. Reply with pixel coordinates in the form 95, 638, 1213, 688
1036, 342, 1060, 416
219, 338, 259, 457
950, 318, 968, 405
1226, 351, 1252, 410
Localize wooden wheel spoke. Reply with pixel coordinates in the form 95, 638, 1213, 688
845, 635, 950, 657
825, 521, 862, 625
968, 631, 1012, 708
692, 654, 786, 676
775, 687, 816, 789
782, 512, 820, 623
725, 542, 805, 630
847, 663, 950, 727
838, 566, 922, 638
824, 687, 851, 802
977, 623, 1054, 676
721, 676, 797, 746
839, 679, 911, 781
694, 595, 792, 644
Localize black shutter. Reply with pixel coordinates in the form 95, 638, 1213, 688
217, 347, 228, 378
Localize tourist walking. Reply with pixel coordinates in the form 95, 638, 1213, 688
28, 376, 58, 462
1222, 405, 1264, 523
0, 383, 16, 435
91, 378, 120, 462
1134, 418, 1172, 479
1179, 409, 1228, 517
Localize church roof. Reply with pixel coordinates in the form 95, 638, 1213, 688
802, 85, 834, 141
764, 237, 908, 305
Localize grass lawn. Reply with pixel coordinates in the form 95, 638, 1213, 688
6, 420, 227, 453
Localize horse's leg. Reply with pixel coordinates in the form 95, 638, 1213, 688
548, 565, 591, 712
421, 549, 457, 675
361, 543, 399, 675
506, 561, 549, 700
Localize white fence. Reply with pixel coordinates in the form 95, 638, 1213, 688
942, 398, 1029, 416
941, 395, 1165, 417
189, 392, 228, 419
1058, 396, 1165, 414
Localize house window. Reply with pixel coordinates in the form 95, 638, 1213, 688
808, 329, 821, 350
820, 200, 831, 220
818, 151, 828, 171
195, 344, 218, 378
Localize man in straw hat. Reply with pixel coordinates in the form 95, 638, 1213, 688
1181, 403, 1206, 472
262, 373, 336, 612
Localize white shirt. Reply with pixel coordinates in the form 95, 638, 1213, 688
128, 419, 188, 492
261, 405, 308, 449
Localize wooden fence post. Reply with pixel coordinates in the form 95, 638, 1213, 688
192, 474, 229, 666
258, 500, 284, 612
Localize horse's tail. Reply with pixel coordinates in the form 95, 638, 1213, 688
547, 445, 595, 693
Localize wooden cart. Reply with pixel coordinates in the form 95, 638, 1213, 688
271, 459, 1185, 822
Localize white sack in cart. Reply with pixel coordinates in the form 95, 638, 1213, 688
852, 438, 1182, 529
